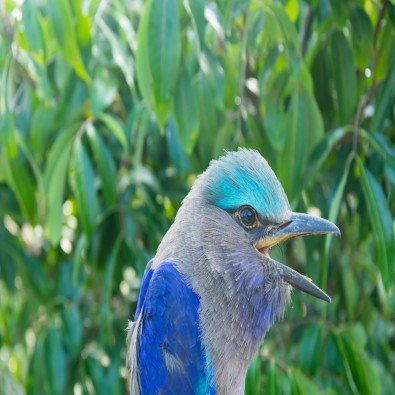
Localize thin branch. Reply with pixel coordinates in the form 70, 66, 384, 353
352, 0, 389, 153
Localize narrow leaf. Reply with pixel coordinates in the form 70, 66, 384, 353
330, 30, 357, 124
184, 0, 206, 51
135, 0, 153, 106
44, 327, 66, 395
279, 82, 324, 204
71, 138, 99, 238
357, 157, 395, 289
350, 6, 373, 69
87, 123, 117, 206
174, 67, 199, 154
47, 0, 89, 82
44, 125, 76, 245
148, 0, 181, 123
99, 113, 128, 151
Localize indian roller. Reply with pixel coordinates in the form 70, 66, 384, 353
127, 149, 339, 394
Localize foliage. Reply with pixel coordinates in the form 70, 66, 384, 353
0, 0, 394, 394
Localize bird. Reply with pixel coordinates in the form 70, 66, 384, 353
127, 148, 339, 395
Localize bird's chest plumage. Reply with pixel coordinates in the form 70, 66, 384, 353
196, 268, 290, 395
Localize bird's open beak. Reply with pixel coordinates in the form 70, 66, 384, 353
255, 212, 340, 303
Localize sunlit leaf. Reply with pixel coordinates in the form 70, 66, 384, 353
22, 0, 44, 54
350, 5, 373, 69
148, 0, 181, 123
47, 0, 90, 82
292, 369, 322, 395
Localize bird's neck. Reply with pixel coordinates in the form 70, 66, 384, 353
154, 199, 290, 394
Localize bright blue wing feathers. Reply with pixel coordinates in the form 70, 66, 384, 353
136, 260, 215, 395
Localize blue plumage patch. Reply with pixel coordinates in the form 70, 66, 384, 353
136, 260, 215, 394
202, 149, 291, 222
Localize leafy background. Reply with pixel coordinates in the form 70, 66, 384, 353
0, 0, 394, 394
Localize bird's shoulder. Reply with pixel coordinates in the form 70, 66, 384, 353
134, 259, 214, 394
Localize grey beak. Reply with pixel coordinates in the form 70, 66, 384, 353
257, 212, 340, 303
275, 212, 339, 303
279, 262, 331, 303
275, 212, 340, 239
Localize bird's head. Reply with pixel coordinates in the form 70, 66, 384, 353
194, 148, 339, 303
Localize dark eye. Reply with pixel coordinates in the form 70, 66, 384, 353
239, 206, 257, 228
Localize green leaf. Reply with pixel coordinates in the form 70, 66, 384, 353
4, 151, 36, 222
100, 237, 122, 342
310, 44, 335, 119
89, 69, 117, 116
99, 113, 128, 151
136, 0, 154, 107
71, 138, 99, 238
27, 336, 46, 394
265, 359, 280, 395
0, 56, 18, 156
30, 106, 55, 156
330, 30, 357, 124
44, 125, 76, 245
357, 157, 395, 289
47, 0, 90, 82
129, 104, 150, 168
44, 327, 66, 395
184, 0, 206, 52
194, 72, 219, 164
279, 82, 324, 204
340, 255, 358, 318
340, 331, 381, 395
99, 19, 135, 93
22, 0, 44, 54
359, 130, 395, 171
245, 355, 261, 395
264, 71, 290, 151
306, 127, 350, 188
374, 22, 395, 82
201, 49, 225, 109
174, 67, 199, 154
166, 116, 189, 175
62, 306, 82, 358
371, 59, 395, 133
87, 123, 117, 206
349, 6, 373, 70
299, 324, 322, 375
320, 155, 351, 288
148, 0, 181, 123
292, 369, 322, 395
213, 120, 236, 158
266, 3, 300, 51
5, 246, 49, 300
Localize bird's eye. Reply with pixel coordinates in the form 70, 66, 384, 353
238, 206, 257, 228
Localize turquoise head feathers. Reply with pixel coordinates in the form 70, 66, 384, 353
200, 148, 291, 223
